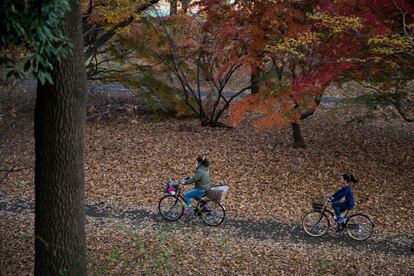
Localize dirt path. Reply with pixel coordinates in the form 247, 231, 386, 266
1, 194, 412, 257
15, 79, 343, 103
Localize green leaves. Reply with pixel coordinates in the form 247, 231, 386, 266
0, 0, 72, 84
6, 69, 24, 79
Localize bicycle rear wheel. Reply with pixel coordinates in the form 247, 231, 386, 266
346, 213, 374, 241
302, 211, 330, 237
198, 200, 226, 226
158, 195, 184, 221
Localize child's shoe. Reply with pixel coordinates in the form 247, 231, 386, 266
335, 214, 345, 224
184, 209, 193, 216
336, 224, 344, 233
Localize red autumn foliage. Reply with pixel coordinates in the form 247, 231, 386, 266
203, 0, 414, 128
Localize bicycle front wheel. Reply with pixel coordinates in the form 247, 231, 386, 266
346, 213, 374, 241
199, 200, 226, 226
158, 195, 184, 221
302, 211, 330, 237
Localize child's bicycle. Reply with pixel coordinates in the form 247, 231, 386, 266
302, 196, 374, 241
158, 181, 226, 226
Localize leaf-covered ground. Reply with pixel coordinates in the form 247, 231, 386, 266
1, 95, 413, 274
1, 212, 413, 275
2, 102, 413, 236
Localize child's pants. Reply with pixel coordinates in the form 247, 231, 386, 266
332, 201, 349, 220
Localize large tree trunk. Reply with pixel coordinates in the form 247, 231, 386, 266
170, 0, 178, 15
291, 122, 306, 149
34, 2, 87, 275
290, 100, 320, 149
250, 65, 260, 94
182, 0, 191, 13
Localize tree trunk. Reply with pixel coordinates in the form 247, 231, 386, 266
200, 114, 210, 127
170, 0, 178, 15
34, 1, 87, 275
251, 65, 260, 94
182, 0, 191, 13
291, 122, 306, 149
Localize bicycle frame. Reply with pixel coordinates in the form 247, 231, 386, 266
314, 197, 354, 225
303, 196, 374, 240
313, 197, 335, 220
168, 184, 207, 213
171, 185, 186, 202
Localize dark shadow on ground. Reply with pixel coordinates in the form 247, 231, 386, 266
1, 196, 412, 257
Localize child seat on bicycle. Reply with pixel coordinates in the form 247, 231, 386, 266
181, 156, 211, 216
331, 173, 358, 225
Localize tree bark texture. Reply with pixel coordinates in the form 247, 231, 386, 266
291, 122, 306, 149
34, 2, 87, 275
250, 66, 260, 94
182, 0, 191, 13
170, 0, 178, 15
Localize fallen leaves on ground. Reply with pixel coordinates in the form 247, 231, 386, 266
2, 101, 413, 239
1, 214, 412, 275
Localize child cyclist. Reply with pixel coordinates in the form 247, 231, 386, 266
181, 156, 211, 216
331, 173, 358, 231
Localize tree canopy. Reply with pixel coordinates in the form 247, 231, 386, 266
0, 0, 72, 84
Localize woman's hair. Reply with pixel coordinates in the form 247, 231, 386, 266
197, 156, 209, 167
342, 173, 358, 184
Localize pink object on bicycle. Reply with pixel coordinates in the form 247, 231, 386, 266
166, 187, 175, 195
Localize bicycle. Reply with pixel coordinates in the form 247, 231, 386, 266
158, 181, 226, 226
302, 196, 374, 241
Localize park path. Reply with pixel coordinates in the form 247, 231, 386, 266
0, 194, 412, 257
16, 79, 343, 104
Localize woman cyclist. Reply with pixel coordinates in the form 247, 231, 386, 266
181, 156, 211, 216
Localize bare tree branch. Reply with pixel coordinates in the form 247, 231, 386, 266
84, 0, 160, 60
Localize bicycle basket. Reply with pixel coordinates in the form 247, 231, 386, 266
164, 180, 176, 195
312, 202, 324, 211
207, 185, 229, 203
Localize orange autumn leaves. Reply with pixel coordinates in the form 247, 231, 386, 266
229, 86, 321, 129
229, 90, 295, 129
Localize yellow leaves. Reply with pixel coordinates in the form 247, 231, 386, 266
106, 14, 118, 24
384, 61, 399, 69
94, 0, 144, 26
368, 35, 413, 61
368, 35, 413, 49
265, 32, 320, 59
266, 43, 304, 59
339, 57, 368, 63
115, 26, 131, 37
308, 12, 363, 33
371, 47, 396, 55
406, 23, 414, 30
133, 13, 142, 21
